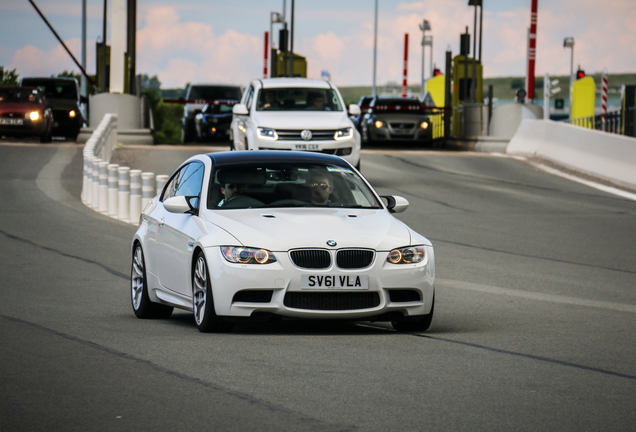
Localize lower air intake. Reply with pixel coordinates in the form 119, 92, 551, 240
284, 292, 380, 310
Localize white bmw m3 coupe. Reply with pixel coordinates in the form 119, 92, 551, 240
131, 151, 435, 332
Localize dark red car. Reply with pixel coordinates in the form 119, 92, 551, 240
0, 86, 53, 143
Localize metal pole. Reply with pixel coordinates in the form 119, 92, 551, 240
81, 0, 87, 97
430, 37, 433, 81
478, 4, 483, 61
102, 0, 108, 93
471, 5, 477, 104
421, 33, 425, 97
372, 0, 378, 98
289, 0, 294, 77
127, 0, 137, 95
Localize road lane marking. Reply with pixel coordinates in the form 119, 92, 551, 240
438, 278, 636, 314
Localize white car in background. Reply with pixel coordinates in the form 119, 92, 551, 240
231, 78, 362, 169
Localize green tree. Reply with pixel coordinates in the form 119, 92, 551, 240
0, 67, 20, 86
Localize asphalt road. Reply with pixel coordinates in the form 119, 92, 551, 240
1, 140, 635, 431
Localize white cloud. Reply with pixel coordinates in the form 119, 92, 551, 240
10, 39, 87, 77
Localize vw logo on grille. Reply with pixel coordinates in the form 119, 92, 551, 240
326, 240, 337, 247
301, 129, 313, 141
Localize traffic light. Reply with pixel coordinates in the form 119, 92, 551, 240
576, 68, 585, 80
433, 68, 441, 77
554, 98, 565, 109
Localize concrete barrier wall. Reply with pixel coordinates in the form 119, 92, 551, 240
507, 119, 636, 190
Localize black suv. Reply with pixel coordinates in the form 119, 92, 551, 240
21, 77, 87, 140
181, 84, 242, 143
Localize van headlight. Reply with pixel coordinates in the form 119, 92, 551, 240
334, 127, 352, 140
257, 127, 278, 140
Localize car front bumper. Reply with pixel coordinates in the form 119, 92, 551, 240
252, 135, 361, 166
205, 246, 434, 320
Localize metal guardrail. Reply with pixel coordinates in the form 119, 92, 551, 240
81, 113, 169, 225
561, 110, 623, 134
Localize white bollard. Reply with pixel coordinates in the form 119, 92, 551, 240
118, 167, 130, 222
81, 156, 88, 203
141, 172, 156, 212
84, 156, 94, 205
91, 158, 102, 209
129, 169, 142, 224
156, 175, 169, 198
108, 164, 119, 217
98, 161, 109, 214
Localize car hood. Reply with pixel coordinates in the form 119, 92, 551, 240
0, 103, 44, 114
253, 111, 352, 130
203, 207, 414, 251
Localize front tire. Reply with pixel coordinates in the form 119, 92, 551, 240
192, 252, 233, 333
131, 244, 173, 319
392, 294, 434, 332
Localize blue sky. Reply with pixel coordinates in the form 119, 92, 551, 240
1, 0, 635, 88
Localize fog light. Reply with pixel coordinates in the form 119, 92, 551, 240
375, 120, 384, 128
69, 110, 76, 118
420, 121, 429, 129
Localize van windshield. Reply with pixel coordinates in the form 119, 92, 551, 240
256, 88, 343, 112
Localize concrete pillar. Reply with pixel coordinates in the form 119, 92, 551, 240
156, 175, 169, 197
118, 167, 130, 221
129, 169, 142, 224
141, 172, 156, 210
111, 0, 127, 93
108, 164, 119, 217
91, 158, 102, 209
98, 161, 109, 213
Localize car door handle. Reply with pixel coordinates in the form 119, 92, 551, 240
158, 217, 165, 227
188, 242, 195, 251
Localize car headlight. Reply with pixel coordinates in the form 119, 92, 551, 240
221, 247, 277, 264
387, 246, 425, 264
29, 111, 40, 121
374, 120, 384, 128
257, 127, 278, 140
69, 110, 76, 118
420, 121, 429, 129
334, 127, 352, 140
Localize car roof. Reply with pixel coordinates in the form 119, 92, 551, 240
21, 77, 78, 83
205, 150, 350, 167
188, 83, 241, 88
258, 78, 332, 90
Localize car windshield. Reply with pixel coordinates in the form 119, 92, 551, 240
208, 162, 381, 210
21, 80, 77, 100
0, 88, 43, 104
202, 103, 234, 114
189, 86, 242, 101
255, 88, 343, 112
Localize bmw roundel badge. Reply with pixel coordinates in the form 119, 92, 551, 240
326, 240, 337, 247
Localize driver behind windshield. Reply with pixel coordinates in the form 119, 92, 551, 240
219, 183, 244, 206
307, 169, 334, 205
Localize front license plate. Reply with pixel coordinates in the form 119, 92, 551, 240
294, 143, 321, 151
0, 118, 24, 125
301, 274, 369, 290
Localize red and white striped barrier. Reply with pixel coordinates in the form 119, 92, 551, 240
263, 31, 269, 79
402, 33, 409, 98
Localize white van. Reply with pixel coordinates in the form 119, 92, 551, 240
231, 78, 361, 169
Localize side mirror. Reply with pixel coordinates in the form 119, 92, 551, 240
348, 104, 361, 116
80, 95, 88, 104
164, 196, 198, 214
381, 195, 409, 213
232, 103, 249, 115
